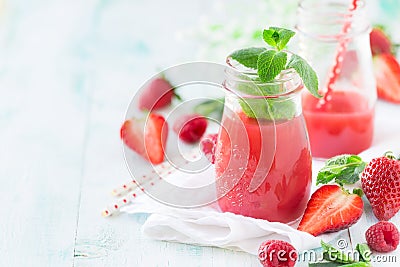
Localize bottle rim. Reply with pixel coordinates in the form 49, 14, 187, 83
224, 55, 304, 99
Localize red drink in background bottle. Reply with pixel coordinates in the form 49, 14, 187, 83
303, 91, 374, 158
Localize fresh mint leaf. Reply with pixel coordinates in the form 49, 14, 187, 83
239, 97, 296, 120
267, 98, 296, 120
263, 27, 295, 51
314, 241, 371, 267
287, 54, 321, 98
334, 162, 367, 185
236, 78, 282, 96
337, 263, 371, 267
239, 98, 270, 119
229, 47, 267, 69
356, 244, 371, 263
269, 27, 295, 50
311, 263, 370, 267
308, 262, 342, 267
257, 50, 287, 82
237, 81, 296, 120
321, 241, 355, 264
262, 29, 279, 48
194, 98, 224, 121
317, 155, 367, 185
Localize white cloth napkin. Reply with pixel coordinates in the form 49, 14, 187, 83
121, 153, 332, 255
123, 196, 323, 255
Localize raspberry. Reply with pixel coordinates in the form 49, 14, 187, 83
258, 240, 297, 267
200, 133, 218, 164
173, 114, 208, 143
365, 221, 399, 252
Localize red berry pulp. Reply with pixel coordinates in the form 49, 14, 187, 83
200, 133, 218, 164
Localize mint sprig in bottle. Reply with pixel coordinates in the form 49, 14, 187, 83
227, 26, 321, 120
214, 27, 317, 223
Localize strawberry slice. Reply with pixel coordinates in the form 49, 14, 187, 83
370, 27, 392, 56
120, 113, 168, 164
297, 185, 363, 236
373, 53, 400, 103
138, 77, 175, 111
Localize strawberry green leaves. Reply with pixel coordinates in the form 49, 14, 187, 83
317, 155, 367, 186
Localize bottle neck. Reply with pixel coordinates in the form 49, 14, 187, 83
296, 0, 370, 41
223, 59, 304, 121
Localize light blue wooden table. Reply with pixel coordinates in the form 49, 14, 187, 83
1, 1, 400, 266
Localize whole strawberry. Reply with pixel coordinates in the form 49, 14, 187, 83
361, 152, 400, 221
138, 77, 176, 111
370, 27, 392, 56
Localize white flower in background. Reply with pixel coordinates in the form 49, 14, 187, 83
176, 0, 298, 62
176, 0, 399, 62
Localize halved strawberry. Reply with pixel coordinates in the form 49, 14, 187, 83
120, 113, 168, 164
138, 77, 175, 111
373, 53, 400, 103
297, 185, 363, 236
370, 27, 392, 56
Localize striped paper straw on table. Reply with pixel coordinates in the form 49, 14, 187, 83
102, 149, 200, 217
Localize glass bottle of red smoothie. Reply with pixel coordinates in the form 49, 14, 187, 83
296, 0, 376, 158
214, 58, 312, 223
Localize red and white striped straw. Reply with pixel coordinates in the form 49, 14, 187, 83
101, 191, 141, 217
321, 0, 361, 104
102, 161, 175, 217
102, 149, 200, 217
110, 160, 175, 197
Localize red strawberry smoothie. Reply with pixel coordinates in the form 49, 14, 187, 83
215, 111, 312, 223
